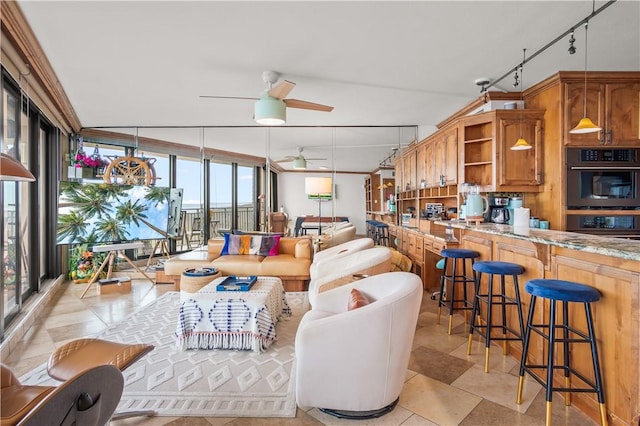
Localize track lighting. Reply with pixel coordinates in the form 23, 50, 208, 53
568, 30, 576, 55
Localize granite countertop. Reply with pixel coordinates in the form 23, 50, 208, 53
433, 221, 640, 261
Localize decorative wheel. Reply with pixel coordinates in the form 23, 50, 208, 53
103, 156, 156, 186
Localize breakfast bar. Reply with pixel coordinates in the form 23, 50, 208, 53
433, 221, 640, 426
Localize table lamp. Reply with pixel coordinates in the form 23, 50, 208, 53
304, 177, 332, 234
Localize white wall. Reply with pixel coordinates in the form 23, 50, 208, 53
279, 172, 369, 236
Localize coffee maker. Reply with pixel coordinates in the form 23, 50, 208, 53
486, 196, 510, 224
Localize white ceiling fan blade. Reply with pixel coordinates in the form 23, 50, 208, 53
199, 95, 259, 100
274, 156, 297, 163
268, 80, 296, 99
284, 99, 334, 112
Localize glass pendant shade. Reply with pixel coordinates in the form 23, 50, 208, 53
511, 137, 532, 150
570, 117, 602, 134
0, 153, 36, 181
255, 94, 286, 125
292, 157, 307, 169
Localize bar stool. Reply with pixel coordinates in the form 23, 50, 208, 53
517, 279, 607, 426
436, 248, 479, 334
466, 261, 525, 373
374, 222, 389, 246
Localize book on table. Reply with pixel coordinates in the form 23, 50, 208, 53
216, 275, 257, 291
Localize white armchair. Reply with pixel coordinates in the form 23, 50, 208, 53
308, 246, 392, 307
295, 272, 423, 418
310, 237, 374, 279
315, 222, 356, 250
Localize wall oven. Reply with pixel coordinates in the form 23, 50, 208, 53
566, 214, 640, 239
566, 148, 640, 208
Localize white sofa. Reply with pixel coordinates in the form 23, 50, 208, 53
295, 272, 423, 418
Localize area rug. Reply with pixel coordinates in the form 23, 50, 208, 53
21, 291, 309, 418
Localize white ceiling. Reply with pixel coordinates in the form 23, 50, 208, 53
17, 1, 640, 172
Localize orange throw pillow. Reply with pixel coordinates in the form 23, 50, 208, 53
348, 288, 370, 310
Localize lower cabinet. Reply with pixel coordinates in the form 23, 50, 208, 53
459, 228, 640, 426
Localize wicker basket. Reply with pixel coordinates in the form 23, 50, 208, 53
181, 268, 221, 293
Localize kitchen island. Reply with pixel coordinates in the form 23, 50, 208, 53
434, 220, 639, 426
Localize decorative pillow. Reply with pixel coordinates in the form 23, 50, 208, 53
347, 288, 370, 311
221, 233, 280, 256
232, 230, 284, 237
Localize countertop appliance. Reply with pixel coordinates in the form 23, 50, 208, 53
486, 196, 510, 224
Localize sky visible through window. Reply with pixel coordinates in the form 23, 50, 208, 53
88, 145, 254, 210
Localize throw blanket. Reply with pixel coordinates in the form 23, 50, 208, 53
176, 278, 291, 352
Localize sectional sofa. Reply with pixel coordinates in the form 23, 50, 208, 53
161, 236, 313, 291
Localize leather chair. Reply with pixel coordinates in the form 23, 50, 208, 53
1, 363, 123, 426
295, 272, 423, 418
46, 338, 155, 421
308, 246, 392, 307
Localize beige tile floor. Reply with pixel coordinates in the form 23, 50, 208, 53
3, 274, 597, 426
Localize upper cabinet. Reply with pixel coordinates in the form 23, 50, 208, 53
563, 76, 640, 146
401, 145, 417, 190
460, 109, 544, 192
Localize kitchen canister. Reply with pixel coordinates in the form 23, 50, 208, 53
539, 220, 550, 229
513, 207, 530, 228
529, 217, 539, 228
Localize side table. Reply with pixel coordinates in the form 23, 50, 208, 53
180, 268, 221, 300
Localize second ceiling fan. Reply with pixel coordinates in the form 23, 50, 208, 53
200, 70, 334, 125
274, 147, 327, 170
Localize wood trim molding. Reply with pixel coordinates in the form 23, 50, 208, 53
1, 1, 81, 131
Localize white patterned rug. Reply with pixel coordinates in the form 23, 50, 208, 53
21, 291, 309, 418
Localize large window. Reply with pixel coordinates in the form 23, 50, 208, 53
1, 68, 56, 339
210, 162, 232, 235
237, 165, 257, 232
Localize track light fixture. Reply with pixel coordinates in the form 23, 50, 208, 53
568, 30, 576, 55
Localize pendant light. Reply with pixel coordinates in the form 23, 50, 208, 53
511, 49, 532, 151
570, 21, 601, 134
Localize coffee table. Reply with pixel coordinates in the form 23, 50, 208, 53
175, 276, 291, 352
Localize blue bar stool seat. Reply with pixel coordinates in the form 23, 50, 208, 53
436, 248, 479, 334
516, 279, 607, 426
467, 261, 526, 373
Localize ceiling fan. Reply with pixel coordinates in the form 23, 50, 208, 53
200, 70, 334, 125
274, 147, 327, 170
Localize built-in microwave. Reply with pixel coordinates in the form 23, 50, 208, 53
566, 148, 640, 208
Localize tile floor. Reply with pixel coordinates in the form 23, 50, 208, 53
2, 273, 597, 426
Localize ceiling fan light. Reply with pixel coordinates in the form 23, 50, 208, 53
511, 137, 532, 150
255, 95, 286, 125
292, 157, 307, 169
570, 117, 602, 134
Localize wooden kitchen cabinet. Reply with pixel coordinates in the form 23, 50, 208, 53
438, 126, 458, 186
402, 145, 417, 190
564, 79, 640, 146
459, 109, 544, 192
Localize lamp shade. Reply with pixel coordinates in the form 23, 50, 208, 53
510, 138, 532, 151
255, 94, 286, 125
305, 177, 332, 195
293, 157, 307, 170
570, 117, 602, 134
0, 153, 35, 181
